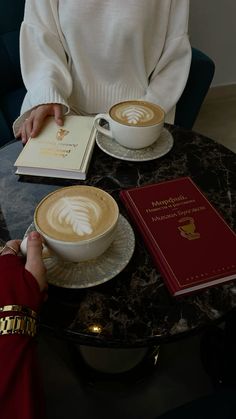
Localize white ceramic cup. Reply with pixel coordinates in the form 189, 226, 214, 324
94, 100, 165, 149
20, 186, 119, 263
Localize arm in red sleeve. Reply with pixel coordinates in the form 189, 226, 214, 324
0, 255, 46, 419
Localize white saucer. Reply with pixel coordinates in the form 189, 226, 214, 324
96, 128, 174, 162
23, 215, 135, 289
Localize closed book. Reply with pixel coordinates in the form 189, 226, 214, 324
120, 177, 236, 296
14, 115, 96, 180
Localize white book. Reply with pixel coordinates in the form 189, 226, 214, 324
14, 115, 96, 180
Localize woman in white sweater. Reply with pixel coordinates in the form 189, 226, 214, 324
14, 0, 191, 143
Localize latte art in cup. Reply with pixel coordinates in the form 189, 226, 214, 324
110, 101, 165, 127
33, 186, 119, 262
35, 186, 118, 242
47, 196, 102, 239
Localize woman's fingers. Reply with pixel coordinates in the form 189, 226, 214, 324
25, 231, 47, 291
0, 240, 21, 256
54, 104, 64, 126
18, 103, 64, 143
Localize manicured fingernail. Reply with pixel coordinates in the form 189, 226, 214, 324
28, 231, 41, 240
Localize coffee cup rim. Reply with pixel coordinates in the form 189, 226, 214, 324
34, 185, 119, 244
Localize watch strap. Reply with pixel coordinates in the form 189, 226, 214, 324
0, 315, 37, 337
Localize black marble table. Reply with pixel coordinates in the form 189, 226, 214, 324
0, 125, 236, 348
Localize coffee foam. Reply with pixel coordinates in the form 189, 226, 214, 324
110, 101, 164, 127
47, 196, 101, 237
35, 186, 118, 242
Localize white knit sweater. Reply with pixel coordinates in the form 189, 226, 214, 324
14, 0, 191, 132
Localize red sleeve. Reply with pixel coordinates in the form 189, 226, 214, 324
0, 255, 46, 419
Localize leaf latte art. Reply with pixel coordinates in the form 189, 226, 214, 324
47, 196, 101, 237
110, 100, 164, 127
35, 185, 119, 243
119, 105, 154, 125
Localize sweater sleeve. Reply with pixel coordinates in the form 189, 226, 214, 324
13, 0, 72, 135
0, 255, 46, 419
142, 0, 192, 122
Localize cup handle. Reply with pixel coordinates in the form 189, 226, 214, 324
94, 113, 113, 139
20, 236, 53, 259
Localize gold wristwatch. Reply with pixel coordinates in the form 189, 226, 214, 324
0, 305, 38, 337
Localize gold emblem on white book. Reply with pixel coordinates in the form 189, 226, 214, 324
178, 217, 200, 240
56, 128, 69, 141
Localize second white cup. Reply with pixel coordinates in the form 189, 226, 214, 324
94, 100, 165, 149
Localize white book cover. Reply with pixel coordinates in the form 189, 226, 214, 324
14, 115, 96, 180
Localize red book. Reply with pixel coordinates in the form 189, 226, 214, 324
120, 177, 236, 296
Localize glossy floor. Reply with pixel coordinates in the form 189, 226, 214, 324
193, 86, 236, 154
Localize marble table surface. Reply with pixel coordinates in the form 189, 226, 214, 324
0, 125, 236, 347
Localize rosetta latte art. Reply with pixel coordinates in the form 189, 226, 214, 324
118, 105, 154, 125
47, 196, 101, 237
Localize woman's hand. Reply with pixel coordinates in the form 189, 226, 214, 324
25, 231, 47, 292
16, 103, 64, 144
0, 231, 47, 291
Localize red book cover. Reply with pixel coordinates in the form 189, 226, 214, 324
120, 177, 236, 296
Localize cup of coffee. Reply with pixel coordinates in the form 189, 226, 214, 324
21, 186, 119, 262
94, 100, 165, 149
